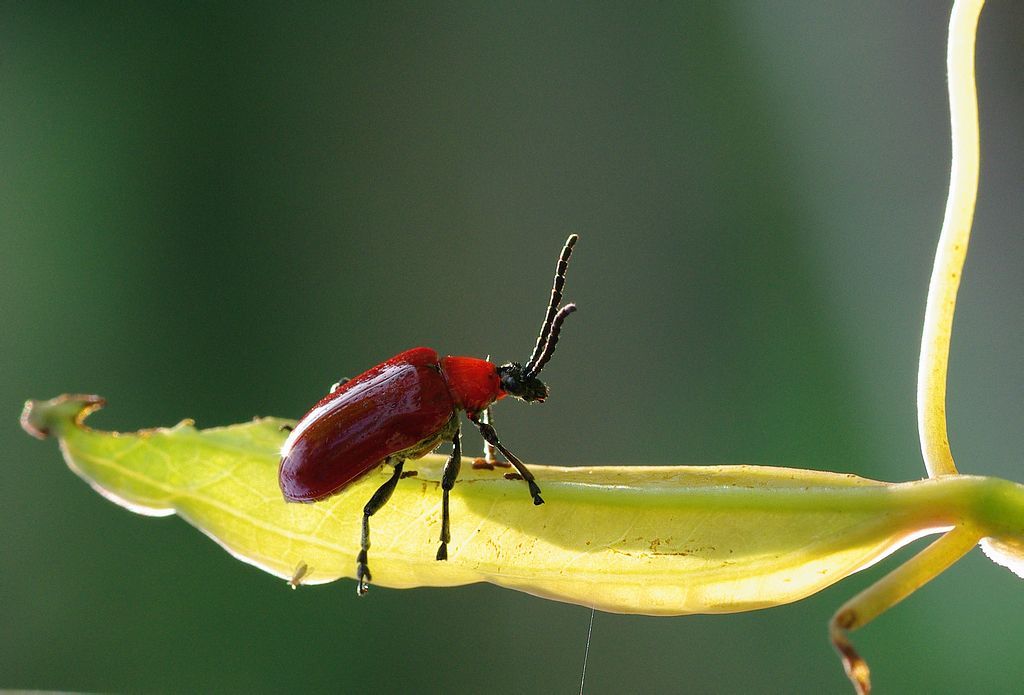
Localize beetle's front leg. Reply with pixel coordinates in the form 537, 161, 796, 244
436, 425, 461, 561
471, 408, 510, 469
469, 414, 543, 505
356, 459, 405, 596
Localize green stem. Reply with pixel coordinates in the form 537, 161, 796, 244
917, 0, 984, 478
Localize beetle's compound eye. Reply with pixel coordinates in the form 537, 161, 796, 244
498, 363, 549, 403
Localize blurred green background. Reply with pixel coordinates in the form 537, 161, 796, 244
3, 2, 1022, 693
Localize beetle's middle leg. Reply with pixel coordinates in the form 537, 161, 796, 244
356, 458, 405, 596
469, 414, 543, 505
436, 424, 462, 561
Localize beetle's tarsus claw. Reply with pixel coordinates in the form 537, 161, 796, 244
528, 480, 544, 505
356, 550, 372, 595
436, 543, 448, 561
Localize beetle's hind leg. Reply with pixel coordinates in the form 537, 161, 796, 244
469, 414, 543, 505
356, 458, 405, 595
436, 425, 462, 561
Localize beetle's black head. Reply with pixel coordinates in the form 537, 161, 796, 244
497, 362, 549, 403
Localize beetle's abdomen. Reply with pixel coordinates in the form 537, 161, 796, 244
280, 347, 454, 502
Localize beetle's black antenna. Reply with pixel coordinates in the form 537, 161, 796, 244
524, 234, 578, 376
525, 303, 576, 378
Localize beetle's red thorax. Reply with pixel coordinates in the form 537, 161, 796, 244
441, 356, 504, 416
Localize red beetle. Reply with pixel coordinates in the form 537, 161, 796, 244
279, 235, 579, 594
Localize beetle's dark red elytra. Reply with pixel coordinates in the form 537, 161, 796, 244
279, 235, 580, 595
280, 347, 456, 503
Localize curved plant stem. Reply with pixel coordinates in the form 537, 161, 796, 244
917, 0, 984, 478
830, 526, 981, 695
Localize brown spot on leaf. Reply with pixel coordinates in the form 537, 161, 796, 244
836, 608, 857, 630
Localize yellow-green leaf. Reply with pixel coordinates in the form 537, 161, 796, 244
20, 394, 1022, 614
